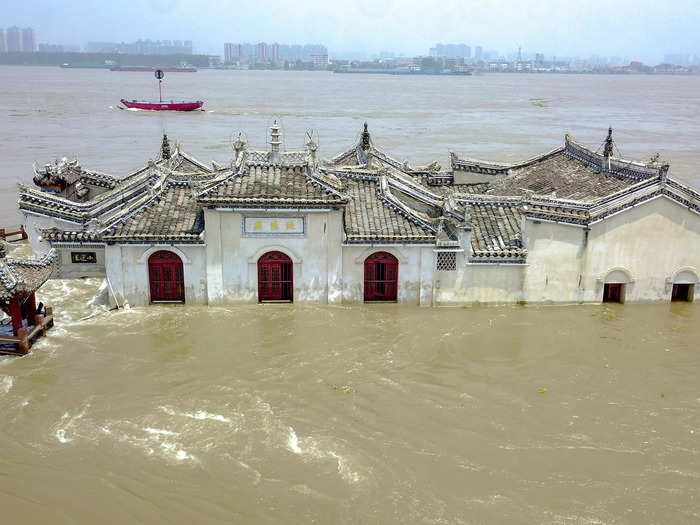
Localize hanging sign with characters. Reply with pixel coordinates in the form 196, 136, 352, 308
244, 217, 304, 235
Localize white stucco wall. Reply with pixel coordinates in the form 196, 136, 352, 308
522, 219, 587, 303
341, 245, 433, 305
204, 208, 344, 304
22, 212, 79, 254
582, 196, 700, 302
516, 196, 700, 303
98, 194, 700, 307
105, 244, 208, 307
435, 254, 526, 304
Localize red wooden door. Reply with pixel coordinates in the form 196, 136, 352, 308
603, 283, 622, 303
148, 251, 185, 302
364, 252, 398, 301
672, 283, 691, 302
258, 251, 293, 302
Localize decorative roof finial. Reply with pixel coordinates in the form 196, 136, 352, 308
161, 133, 171, 160
233, 132, 247, 154
232, 132, 248, 169
305, 130, 318, 166
603, 127, 614, 158
361, 122, 371, 150
269, 120, 281, 164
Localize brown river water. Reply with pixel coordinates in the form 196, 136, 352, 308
1, 67, 699, 523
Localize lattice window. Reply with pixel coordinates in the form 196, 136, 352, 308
436, 251, 457, 271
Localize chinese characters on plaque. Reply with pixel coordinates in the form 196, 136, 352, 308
244, 217, 304, 235
71, 251, 97, 263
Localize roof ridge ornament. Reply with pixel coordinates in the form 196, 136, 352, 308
270, 120, 282, 164
161, 133, 171, 160
603, 127, 614, 158
305, 130, 318, 167
361, 122, 371, 151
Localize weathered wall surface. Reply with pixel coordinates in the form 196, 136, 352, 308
522, 220, 586, 303
582, 196, 700, 302
56, 247, 106, 278
87, 195, 700, 307
340, 245, 432, 305
435, 254, 526, 304
204, 208, 344, 304
105, 244, 208, 307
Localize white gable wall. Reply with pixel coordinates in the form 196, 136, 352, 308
583, 196, 700, 302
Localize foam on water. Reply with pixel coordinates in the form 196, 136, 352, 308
288, 426, 302, 454
0, 375, 13, 394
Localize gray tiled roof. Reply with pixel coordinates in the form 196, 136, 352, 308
103, 183, 204, 243
344, 178, 436, 243
482, 150, 633, 202
0, 248, 57, 300
465, 203, 525, 262
198, 165, 348, 207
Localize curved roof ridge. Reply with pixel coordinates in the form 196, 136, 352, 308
451, 146, 565, 171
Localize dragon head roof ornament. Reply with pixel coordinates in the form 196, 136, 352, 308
603, 127, 614, 158
161, 133, 171, 160
361, 122, 371, 151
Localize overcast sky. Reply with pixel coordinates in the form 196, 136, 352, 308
4, 0, 699, 62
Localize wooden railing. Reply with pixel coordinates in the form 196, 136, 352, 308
0, 307, 54, 356
0, 226, 28, 242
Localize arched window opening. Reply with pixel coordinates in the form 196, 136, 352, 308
258, 251, 293, 302
364, 252, 398, 301
671, 270, 696, 302
148, 250, 185, 303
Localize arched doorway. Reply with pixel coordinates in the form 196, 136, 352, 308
148, 250, 185, 303
602, 269, 631, 303
364, 252, 398, 301
671, 269, 697, 302
258, 251, 293, 302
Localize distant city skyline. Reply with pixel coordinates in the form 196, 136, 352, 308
3, 0, 700, 65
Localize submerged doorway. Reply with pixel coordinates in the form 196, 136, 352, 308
148, 250, 185, 303
672, 283, 694, 302
364, 252, 398, 301
603, 283, 623, 303
258, 251, 293, 302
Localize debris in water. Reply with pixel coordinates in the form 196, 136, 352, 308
660, 393, 665, 398
538, 388, 548, 394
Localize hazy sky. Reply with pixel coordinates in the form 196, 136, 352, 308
4, 0, 699, 61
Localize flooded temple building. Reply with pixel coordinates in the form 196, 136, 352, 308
17, 125, 700, 306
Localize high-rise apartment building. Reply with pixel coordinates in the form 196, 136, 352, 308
6, 26, 21, 52
271, 42, 280, 62
224, 42, 243, 63
311, 54, 328, 68
21, 27, 36, 52
257, 42, 268, 61
474, 46, 483, 61
0, 28, 6, 53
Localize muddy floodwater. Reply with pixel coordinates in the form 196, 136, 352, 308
1, 67, 700, 523
1, 266, 699, 524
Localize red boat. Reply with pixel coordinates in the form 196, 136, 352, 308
120, 99, 203, 111
111, 66, 197, 72
120, 69, 203, 112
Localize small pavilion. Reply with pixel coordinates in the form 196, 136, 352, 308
0, 243, 57, 355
